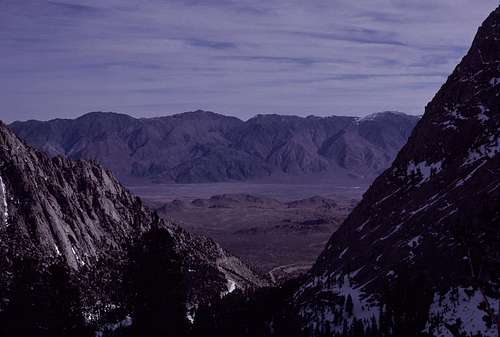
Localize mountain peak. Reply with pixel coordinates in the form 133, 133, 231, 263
360, 111, 413, 121
296, 6, 500, 336
76, 111, 135, 121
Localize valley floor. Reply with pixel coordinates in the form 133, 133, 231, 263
128, 182, 366, 282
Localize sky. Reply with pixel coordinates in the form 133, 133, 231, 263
0, 0, 498, 123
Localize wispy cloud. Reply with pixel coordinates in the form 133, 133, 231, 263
287, 29, 407, 47
47, 1, 101, 14
0, 0, 497, 122
188, 39, 237, 50
218, 56, 319, 66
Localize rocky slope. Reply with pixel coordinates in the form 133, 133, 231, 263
10, 110, 418, 184
296, 7, 500, 337
0, 121, 267, 309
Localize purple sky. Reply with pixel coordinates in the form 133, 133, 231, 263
1, 0, 498, 123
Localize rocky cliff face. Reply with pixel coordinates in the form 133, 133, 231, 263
0, 121, 267, 308
296, 7, 500, 337
10, 110, 418, 184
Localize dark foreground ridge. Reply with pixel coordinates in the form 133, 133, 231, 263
297, 6, 500, 337
0, 120, 267, 337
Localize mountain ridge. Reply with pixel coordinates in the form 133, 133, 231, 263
10, 110, 419, 184
295, 6, 500, 337
0, 120, 268, 313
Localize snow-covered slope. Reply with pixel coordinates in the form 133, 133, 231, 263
296, 6, 500, 337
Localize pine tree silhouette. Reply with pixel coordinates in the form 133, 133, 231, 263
0, 257, 88, 337
125, 227, 190, 337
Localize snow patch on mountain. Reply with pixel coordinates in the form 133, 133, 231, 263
0, 175, 8, 227
455, 161, 488, 188
356, 219, 370, 232
406, 160, 443, 185
301, 275, 380, 335
339, 247, 349, 258
407, 235, 423, 248
71, 246, 86, 266
227, 279, 236, 293
445, 105, 466, 121
95, 316, 132, 337
360, 111, 408, 122
374, 188, 402, 206
378, 224, 402, 241
424, 287, 498, 337
464, 135, 500, 165
54, 244, 61, 256
441, 120, 458, 130
221, 279, 236, 297
336, 276, 380, 322
476, 105, 490, 122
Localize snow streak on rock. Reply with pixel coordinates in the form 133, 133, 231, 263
0, 175, 7, 227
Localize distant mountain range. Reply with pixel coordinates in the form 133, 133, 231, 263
10, 111, 419, 184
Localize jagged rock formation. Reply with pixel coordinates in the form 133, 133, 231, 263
0, 121, 267, 309
296, 7, 500, 337
10, 111, 418, 183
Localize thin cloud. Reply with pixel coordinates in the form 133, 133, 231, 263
0, 0, 497, 122
47, 1, 102, 14
188, 39, 237, 50
287, 30, 407, 47
218, 56, 318, 65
